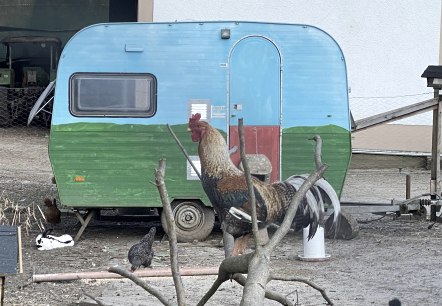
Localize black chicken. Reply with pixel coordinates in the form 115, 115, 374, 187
188, 113, 341, 256
128, 227, 156, 272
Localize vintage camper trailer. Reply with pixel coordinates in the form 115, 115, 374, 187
46, 21, 351, 241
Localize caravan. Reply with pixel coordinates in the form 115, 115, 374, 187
37, 21, 351, 241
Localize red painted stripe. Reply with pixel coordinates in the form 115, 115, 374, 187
229, 126, 280, 182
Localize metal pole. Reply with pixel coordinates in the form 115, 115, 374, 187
405, 174, 411, 200
439, 0, 442, 65
8, 46, 11, 69
430, 89, 442, 198
434, 0, 442, 199
50, 45, 53, 71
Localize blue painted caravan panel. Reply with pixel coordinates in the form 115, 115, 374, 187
53, 22, 349, 132
229, 36, 281, 126
280, 26, 349, 130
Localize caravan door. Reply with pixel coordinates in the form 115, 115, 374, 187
228, 36, 281, 182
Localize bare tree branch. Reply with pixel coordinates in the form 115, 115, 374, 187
238, 118, 261, 250
167, 124, 201, 179
155, 159, 186, 305
311, 135, 323, 170
196, 253, 253, 305
233, 274, 294, 306
108, 266, 172, 306
270, 274, 334, 306
240, 134, 330, 305
219, 252, 254, 275
196, 270, 229, 306
82, 290, 108, 306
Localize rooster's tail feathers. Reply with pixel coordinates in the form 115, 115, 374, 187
312, 176, 341, 222
286, 175, 341, 239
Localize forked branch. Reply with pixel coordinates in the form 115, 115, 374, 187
155, 159, 186, 305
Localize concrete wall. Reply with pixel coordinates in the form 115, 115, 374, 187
153, 1, 441, 125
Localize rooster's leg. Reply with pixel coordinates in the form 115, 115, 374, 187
223, 230, 235, 257
232, 234, 250, 256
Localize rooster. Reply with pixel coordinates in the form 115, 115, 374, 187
188, 113, 340, 256
128, 227, 156, 272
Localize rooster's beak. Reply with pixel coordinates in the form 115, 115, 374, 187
187, 128, 191, 132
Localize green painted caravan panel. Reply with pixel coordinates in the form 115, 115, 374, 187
281, 125, 351, 197
50, 122, 350, 208
49, 122, 209, 208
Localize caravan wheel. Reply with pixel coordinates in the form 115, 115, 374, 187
161, 201, 215, 242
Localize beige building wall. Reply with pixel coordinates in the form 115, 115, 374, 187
138, 0, 153, 22
352, 124, 432, 153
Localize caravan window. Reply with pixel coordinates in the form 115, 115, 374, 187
70, 73, 157, 117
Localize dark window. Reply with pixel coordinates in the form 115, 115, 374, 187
70, 73, 156, 117
109, 0, 138, 22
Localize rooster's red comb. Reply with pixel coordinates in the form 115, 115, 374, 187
189, 113, 201, 126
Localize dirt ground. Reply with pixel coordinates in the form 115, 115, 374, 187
1, 127, 442, 306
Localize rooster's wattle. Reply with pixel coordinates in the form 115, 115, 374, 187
188, 113, 340, 256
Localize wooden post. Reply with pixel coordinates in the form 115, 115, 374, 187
33, 267, 219, 283
73, 210, 96, 241
17, 226, 22, 273
430, 89, 442, 198
0, 276, 4, 306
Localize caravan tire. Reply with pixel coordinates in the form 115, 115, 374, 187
161, 201, 215, 242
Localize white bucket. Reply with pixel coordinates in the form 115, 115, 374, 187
299, 225, 330, 261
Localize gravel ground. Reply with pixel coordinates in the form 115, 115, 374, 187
1, 127, 441, 306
